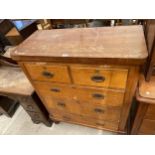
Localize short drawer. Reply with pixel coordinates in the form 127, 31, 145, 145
24, 62, 71, 83
70, 66, 128, 89
139, 119, 155, 134
34, 82, 75, 100
50, 110, 119, 131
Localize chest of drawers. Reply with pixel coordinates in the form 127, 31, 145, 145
11, 26, 147, 133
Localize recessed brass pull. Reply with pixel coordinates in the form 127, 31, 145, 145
42, 71, 54, 78
92, 93, 104, 99
50, 88, 60, 92
57, 102, 66, 107
94, 108, 105, 113
91, 75, 105, 82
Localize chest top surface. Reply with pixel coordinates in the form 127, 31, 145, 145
11, 25, 148, 64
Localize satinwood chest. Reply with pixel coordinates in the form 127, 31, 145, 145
11, 26, 148, 133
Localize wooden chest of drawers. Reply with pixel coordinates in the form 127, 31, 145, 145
11, 26, 147, 133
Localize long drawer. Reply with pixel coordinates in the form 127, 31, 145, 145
41, 95, 121, 122
34, 81, 125, 107
50, 110, 119, 131
70, 65, 128, 89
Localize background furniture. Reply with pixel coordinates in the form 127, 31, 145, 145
131, 20, 155, 135
11, 19, 38, 39
144, 19, 155, 81
0, 95, 19, 117
11, 26, 147, 134
0, 19, 38, 46
0, 19, 23, 46
0, 47, 52, 126
131, 75, 155, 134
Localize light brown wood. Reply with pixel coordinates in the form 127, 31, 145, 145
33, 82, 75, 100
24, 62, 71, 83
33, 81, 125, 107
11, 26, 148, 133
41, 96, 121, 122
139, 75, 155, 100
118, 66, 140, 131
40, 97, 82, 115
49, 109, 119, 132
139, 119, 155, 134
145, 105, 155, 120
78, 103, 121, 122
11, 26, 147, 64
71, 65, 128, 89
72, 86, 125, 107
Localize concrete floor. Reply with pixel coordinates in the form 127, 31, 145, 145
0, 106, 116, 135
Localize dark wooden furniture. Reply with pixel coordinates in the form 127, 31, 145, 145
11, 20, 38, 39
131, 75, 155, 134
144, 19, 155, 81
11, 26, 147, 134
0, 47, 52, 126
0, 65, 52, 126
50, 19, 89, 28
0, 20, 38, 46
130, 20, 155, 135
0, 95, 19, 117
0, 19, 23, 46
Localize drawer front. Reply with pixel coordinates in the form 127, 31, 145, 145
44, 96, 121, 122
145, 105, 155, 120
75, 87, 125, 107
34, 82, 75, 99
24, 63, 71, 83
71, 66, 128, 89
34, 81, 124, 107
50, 110, 118, 131
139, 119, 155, 134
80, 103, 121, 122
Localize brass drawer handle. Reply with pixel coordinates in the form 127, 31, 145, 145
94, 108, 105, 113
50, 88, 60, 92
91, 75, 105, 83
42, 71, 54, 78
92, 93, 104, 99
57, 102, 66, 107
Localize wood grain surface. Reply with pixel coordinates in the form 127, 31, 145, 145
11, 26, 148, 63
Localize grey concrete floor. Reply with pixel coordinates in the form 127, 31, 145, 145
0, 106, 116, 135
